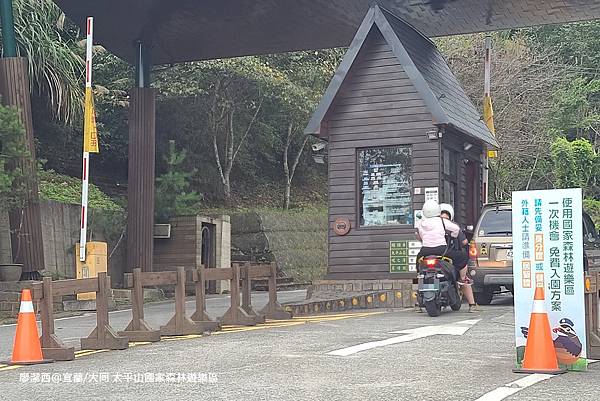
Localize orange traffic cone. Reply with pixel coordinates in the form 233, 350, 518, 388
514, 286, 565, 374
2, 289, 52, 365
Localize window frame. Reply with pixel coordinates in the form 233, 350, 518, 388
441, 147, 458, 207
356, 145, 414, 229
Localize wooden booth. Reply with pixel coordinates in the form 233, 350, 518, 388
305, 6, 499, 285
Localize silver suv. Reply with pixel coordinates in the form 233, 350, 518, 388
468, 203, 600, 305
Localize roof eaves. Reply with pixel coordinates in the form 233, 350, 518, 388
448, 122, 500, 148
374, 7, 449, 126
303, 7, 376, 137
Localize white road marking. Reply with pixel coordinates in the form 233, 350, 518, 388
327, 319, 480, 356
474, 374, 554, 401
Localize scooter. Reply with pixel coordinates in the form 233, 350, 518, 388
416, 256, 462, 317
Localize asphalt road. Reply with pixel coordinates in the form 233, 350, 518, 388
0, 289, 308, 359
1, 293, 599, 401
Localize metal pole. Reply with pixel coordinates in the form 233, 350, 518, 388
484, 35, 492, 98
0, 0, 17, 57
482, 35, 492, 204
135, 40, 151, 88
80, 17, 94, 261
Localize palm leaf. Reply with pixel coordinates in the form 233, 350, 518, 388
6, 0, 84, 124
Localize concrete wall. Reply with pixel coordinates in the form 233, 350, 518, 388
0, 200, 127, 284
2, 202, 327, 286
231, 210, 327, 282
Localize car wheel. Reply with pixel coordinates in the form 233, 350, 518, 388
474, 288, 494, 305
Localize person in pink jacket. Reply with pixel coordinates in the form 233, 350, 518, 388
416, 199, 461, 261
415, 200, 478, 312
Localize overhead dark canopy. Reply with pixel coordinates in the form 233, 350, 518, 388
55, 0, 600, 65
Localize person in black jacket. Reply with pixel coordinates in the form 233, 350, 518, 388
440, 203, 479, 313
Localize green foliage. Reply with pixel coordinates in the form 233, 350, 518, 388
524, 22, 600, 146
550, 137, 598, 196
8, 0, 83, 123
0, 104, 28, 211
88, 207, 126, 249
150, 51, 337, 203
91, 50, 133, 170
155, 141, 202, 223
584, 199, 600, 229
438, 33, 565, 200
549, 77, 600, 140
38, 170, 122, 211
524, 21, 600, 69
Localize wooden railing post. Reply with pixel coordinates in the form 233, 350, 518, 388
191, 266, 220, 332
81, 273, 128, 350
259, 262, 292, 320
40, 277, 74, 361
586, 270, 600, 358
119, 268, 161, 342
220, 264, 256, 326
160, 267, 202, 336
241, 263, 265, 324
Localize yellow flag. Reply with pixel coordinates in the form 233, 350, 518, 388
83, 87, 99, 153
483, 94, 495, 135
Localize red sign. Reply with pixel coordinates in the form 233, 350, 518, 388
333, 217, 351, 236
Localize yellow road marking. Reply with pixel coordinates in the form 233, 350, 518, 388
265, 312, 384, 325
291, 312, 377, 319
220, 321, 300, 332
217, 312, 384, 333
0, 365, 21, 372
214, 322, 305, 335
162, 334, 202, 341
129, 341, 152, 347
74, 349, 109, 358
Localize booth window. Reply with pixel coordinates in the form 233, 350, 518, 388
358, 146, 412, 227
442, 148, 457, 207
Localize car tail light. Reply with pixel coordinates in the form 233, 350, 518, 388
469, 241, 478, 259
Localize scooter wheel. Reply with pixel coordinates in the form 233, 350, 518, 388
425, 300, 441, 317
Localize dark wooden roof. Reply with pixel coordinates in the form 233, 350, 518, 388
54, 0, 600, 65
304, 6, 499, 148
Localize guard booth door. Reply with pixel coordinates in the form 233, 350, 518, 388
201, 223, 217, 294
464, 160, 481, 229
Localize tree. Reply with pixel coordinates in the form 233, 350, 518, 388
282, 122, 309, 210
0, 104, 28, 209
260, 50, 342, 209
437, 33, 566, 199
155, 57, 299, 202
0, 104, 29, 263
548, 77, 600, 148
207, 75, 263, 201
155, 140, 201, 223
551, 137, 598, 197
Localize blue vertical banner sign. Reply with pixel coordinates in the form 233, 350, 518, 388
512, 188, 587, 371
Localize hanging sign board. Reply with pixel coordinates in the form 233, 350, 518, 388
512, 188, 587, 371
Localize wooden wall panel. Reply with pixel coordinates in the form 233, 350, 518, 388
324, 30, 439, 280
0, 58, 45, 274
127, 88, 155, 272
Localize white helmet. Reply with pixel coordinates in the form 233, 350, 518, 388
422, 200, 441, 218
439, 203, 454, 220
